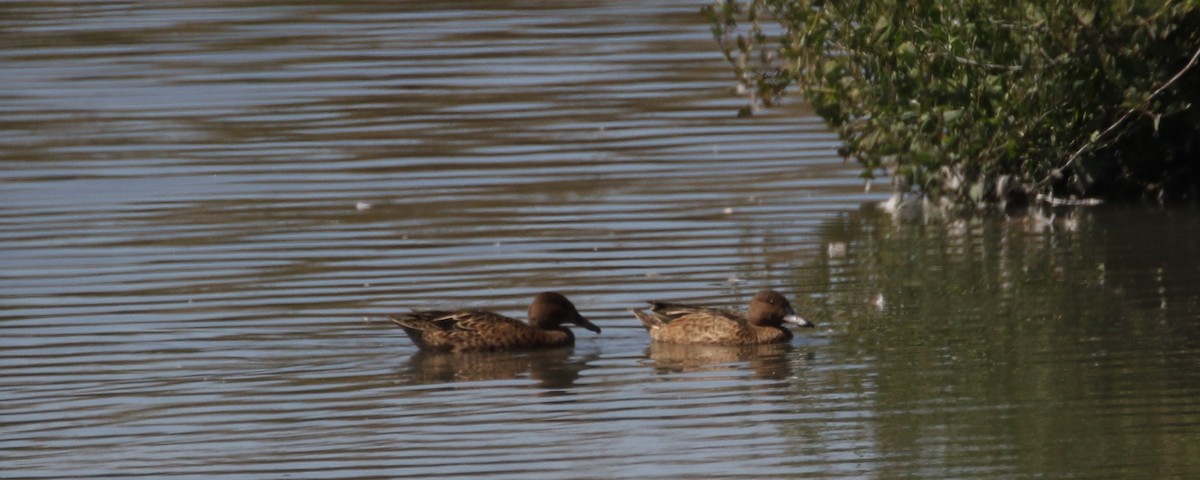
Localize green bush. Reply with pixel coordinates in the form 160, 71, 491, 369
705, 0, 1200, 206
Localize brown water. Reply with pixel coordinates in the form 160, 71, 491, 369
3, 1, 1199, 478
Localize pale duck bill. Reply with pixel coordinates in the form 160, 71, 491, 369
783, 313, 815, 328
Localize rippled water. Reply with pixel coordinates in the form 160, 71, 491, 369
3, 2, 1200, 478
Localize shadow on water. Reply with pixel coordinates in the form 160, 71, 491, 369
402, 348, 598, 392
646, 342, 796, 381
780, 204, 1200, 478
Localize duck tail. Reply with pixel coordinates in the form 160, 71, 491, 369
629, 308, 663, 331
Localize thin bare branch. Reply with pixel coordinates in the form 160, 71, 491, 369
1036, 43, 1200, 191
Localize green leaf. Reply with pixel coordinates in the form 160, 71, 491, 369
1073, 6, 1095, 25
969, 181, 985, 201
896, 41, 918, 63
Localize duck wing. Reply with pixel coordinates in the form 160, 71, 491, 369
392, 310, 525, 332
647, 302, 746, 326
391, 309, 545, 351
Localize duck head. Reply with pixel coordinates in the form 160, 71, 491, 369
529, 292, 601, 333
747, 289, 814, 328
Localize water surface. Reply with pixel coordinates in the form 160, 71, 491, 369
3, 1, 1199, 478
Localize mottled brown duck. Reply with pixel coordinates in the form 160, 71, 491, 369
631, 289, 813, 345
390, 292, 600, 352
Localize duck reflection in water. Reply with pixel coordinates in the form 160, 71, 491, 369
404, 348, 598, 390
646, 343, 794, 381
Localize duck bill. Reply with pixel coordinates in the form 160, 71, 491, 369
572, 315, 602, 334
783, 314, 815, 328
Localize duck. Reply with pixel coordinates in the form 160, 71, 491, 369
390, 292, 601, 352
631, 289, 814, 345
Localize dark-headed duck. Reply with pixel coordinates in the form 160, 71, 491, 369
391, 292, 600, 352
